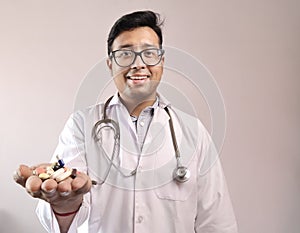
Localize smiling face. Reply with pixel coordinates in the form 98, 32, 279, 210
107, 26, 164, 109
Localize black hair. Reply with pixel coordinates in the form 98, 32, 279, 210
107, 10, 164, 55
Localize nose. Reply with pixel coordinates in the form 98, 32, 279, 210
130, 54, 146, 69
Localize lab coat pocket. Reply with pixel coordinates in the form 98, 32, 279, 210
154, 164, 196, 201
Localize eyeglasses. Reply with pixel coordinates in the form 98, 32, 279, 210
109, 48, 165, 67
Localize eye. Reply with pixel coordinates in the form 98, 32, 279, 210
143, 49, 157, 57
120, 50, 133, 57
115, 50, 133, 58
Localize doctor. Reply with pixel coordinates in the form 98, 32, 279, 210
14, 10, 238, 233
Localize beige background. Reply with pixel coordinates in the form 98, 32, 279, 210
1, 0, 299, 232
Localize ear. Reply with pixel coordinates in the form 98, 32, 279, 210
106, 57, 114, 76
161, 56, 165, 66
106, 57, 112, 70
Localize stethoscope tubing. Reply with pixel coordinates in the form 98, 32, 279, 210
92, 96, 190, 184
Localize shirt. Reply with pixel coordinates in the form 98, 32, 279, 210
36, 93, 238, 233
130, 97, 157, 151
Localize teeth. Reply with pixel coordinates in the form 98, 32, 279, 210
128, 76, 148, 80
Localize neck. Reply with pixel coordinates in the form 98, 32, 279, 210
119, 94, 156, 117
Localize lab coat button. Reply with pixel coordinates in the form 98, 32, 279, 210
137, 165, 143, 173
139, 121, 145, 127
136, 215, 144, 223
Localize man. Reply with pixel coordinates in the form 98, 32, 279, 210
14, 10, 238, 233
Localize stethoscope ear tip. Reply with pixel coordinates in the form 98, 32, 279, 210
173, 166, 190, 183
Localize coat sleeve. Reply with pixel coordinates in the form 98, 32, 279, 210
194, 124, 238, 233
35, 111, 91, 233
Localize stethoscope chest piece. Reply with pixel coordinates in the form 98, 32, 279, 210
173, 166, 190, 183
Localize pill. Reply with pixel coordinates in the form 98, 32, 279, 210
56, 155, 65, 168
70, 169, 77, 179
46, 167, 54, 176
50, 168, 65, 180
56, 168, 72, 182
52, 163, 61, 171
35, 167, 46, 175
39, 173, 50, 180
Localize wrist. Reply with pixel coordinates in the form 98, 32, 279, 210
52, 203, 82, 217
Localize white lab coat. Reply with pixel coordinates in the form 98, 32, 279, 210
36, 93, 238, 233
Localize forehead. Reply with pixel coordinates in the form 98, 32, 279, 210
112, 26, 160, 50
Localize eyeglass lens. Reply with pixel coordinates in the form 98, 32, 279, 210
112, 49, 163, 67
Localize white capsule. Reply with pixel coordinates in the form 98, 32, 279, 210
46, 167, 54, 176
50, 168, 65, 180
55, 168, 72, 182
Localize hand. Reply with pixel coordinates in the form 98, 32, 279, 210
13, 164, 92, 214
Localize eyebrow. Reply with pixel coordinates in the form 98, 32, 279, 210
117, 43, 158, 50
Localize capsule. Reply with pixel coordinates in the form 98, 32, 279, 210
56, 168, 72, 182
46, 167, 54, 176
52, 163, 61, 171
50, 168, 65, 180
56, 155, 65, 168
39, 173, 50, 180
70, 168, 77, 179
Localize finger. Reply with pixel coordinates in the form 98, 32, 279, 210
25, 175, 43, 198
71, 173, 92, 194
41, 178, 58, 192
13, 169, 25, 187
30, 163, 52, 171
57, 177, 73, 197
13, 164, 33, 187
41, 179, 58, 201
41, 178, 57, 194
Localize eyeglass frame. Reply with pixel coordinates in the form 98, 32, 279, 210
109, 48, 165, 67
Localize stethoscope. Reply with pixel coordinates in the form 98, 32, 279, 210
92, 96, 190, 185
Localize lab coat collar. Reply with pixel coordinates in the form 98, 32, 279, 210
107, 92, 172, 110
108, 93, 123, 107
156, 93, 171, 109
101, 92, 173, 155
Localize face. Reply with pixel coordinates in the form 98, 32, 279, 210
107, 26, 164, 105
